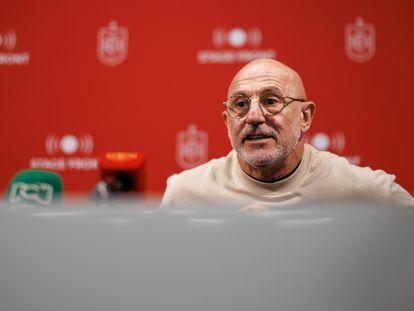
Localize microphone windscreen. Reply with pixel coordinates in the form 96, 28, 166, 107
6, 170, 63, 207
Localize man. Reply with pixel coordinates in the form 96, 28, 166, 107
161, 59, 413, 208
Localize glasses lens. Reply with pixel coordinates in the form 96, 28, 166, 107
260, 93, 284, 115
226, 95, 250, 118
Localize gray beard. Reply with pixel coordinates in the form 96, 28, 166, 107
229, 122, 302, 168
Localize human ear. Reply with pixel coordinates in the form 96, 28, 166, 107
301, 101, 316, 132
222, 111, 229, 127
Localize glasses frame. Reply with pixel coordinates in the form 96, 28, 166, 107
223, 94, 306, 119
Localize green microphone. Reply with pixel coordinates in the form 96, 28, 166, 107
6, 170, 63, 207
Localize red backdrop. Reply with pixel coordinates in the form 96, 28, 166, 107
1, 0, 413, 195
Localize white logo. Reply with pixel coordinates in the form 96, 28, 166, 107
197, 26, 276, 64
345, 17, 375, 63
97, 21, 129, 67
29, 134, 98, 171
9, 182, 53, 206
0, 29, 30, 66
0, 29, 17, 50
176, 124, 208, 169
213, 27, 262, 48
45, 134, 93, 156
309, 132, 345, 153
306, 132, 360, 165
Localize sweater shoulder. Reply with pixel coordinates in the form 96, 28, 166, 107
307, 145, 395, 196
168, 152, 232, 185
160, 152, 234, 208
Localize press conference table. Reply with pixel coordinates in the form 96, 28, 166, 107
0, 199, 413, 311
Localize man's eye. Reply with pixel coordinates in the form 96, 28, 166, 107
263, 98, 280, 106
235, 101, 248, 108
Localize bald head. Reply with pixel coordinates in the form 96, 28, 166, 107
227, 58, 307, 100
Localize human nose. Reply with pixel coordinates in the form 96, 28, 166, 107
245, 98, 265, 125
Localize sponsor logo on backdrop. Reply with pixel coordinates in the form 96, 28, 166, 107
176, 124, 208, 169
29, 134, 98, 171
97, 21, 128, 67
345, 17, 375, 63
0, 29, 30, 65
197, 27, 276, 64
45, 134, 93, 156
306, 132, 361, 165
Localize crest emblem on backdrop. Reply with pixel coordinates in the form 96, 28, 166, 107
97, 21, 128, 67
176, 125, 208, 169
345, 17, 376, 63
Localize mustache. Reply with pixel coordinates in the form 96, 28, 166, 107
240, 126, 278, 143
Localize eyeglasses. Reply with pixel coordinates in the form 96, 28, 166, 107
223, 92, 306, 119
